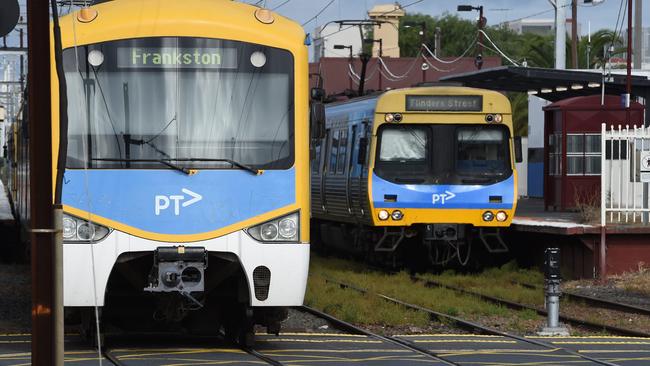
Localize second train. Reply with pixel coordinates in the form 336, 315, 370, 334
311, 86, 522, 267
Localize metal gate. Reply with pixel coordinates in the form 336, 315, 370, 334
601, 123, 650, 225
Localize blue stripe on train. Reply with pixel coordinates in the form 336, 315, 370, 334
63, 168, 295, 235
372, 173, 515, 209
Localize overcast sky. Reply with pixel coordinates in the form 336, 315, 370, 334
256, 0, 649, 36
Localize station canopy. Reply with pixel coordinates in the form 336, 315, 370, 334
440, 66, 650, 102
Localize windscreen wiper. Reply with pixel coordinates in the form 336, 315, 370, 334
91, 158, 192, 175
169, 158, 262, 175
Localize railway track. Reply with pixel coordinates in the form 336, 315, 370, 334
98, 305, 460, 366
512, 280, 650, 317
322, 275, 623, 366
414, 275, 650, 337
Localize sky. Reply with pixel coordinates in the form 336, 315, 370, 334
255, 0, 650, 36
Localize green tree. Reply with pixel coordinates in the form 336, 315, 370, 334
508, 93, 528, 137
399, 13, 476, 58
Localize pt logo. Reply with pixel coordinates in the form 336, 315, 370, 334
155, 188, 203, 216
432, 191, 456, 205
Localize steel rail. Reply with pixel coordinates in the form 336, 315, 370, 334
298, 306, 461, 366
243, 347, 286, 366
414, 275, 650, 338
323, 276, 623, 366
103, 350, 125, 366
512, 280, 650, 317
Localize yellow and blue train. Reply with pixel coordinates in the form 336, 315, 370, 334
311, 86, 521, 267
6, 0, 314, 344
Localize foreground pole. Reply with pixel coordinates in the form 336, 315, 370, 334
27, 0, 64, 364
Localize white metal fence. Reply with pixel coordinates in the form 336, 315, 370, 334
601, 123, 650, 225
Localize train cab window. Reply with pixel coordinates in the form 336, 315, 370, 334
378, 126, 427, 162
375, 124, 511, 185
328, 130, 340, 173
336, 129, 348, 174
456, 127, 509, 176
375, 125, 430, 184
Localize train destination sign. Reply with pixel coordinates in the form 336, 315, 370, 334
406, 95, 483, 112
117, 47, 238, 69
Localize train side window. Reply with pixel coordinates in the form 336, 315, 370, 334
337, 129, 348, 174
329, 130, 340, 173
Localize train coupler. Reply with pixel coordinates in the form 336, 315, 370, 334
144, 246, 208, 304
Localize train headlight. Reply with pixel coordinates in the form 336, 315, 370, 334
482, 211, 495, 222
485, 114, 503, 123
378, 210, 389, 221
278, 218, 297, 238
384, 113, 402, 123
496, 211, 508, 222
391, 210, 404, 221
247, 212, 300, 243
260, 223, 279, 241
76, 223, 95, 241
62, 217, 76, 239
62, 213, 111, 243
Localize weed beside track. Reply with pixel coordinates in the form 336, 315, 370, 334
306, 255, 548, 335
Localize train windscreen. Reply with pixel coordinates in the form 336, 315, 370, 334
62, 37, 294, 170
375, 124, 511, 185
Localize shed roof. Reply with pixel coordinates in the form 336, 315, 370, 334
543, 94, 644, 111
440, 66, 650, 102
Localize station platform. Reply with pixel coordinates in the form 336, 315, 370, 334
0, 181, 14, 225
2, 332, 650, 365
512, 198, 650, 235
510, 198, 650, 277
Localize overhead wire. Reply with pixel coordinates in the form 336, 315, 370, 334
422, 39, 476, 64
313, 0, 427, 41
272, 0, 291, 11
377, 53, 422, 80
421, 53, 453, 72
301, 0, 337, 26
478, 30, 520, 66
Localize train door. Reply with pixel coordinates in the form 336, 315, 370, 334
352, 120, 370, 220
310, 135, 323, 215
319, 129, 331, 213
345, 124, 357, 217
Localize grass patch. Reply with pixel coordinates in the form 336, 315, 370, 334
306, 255, 545, 332
305, 275, 429, 327
616, 266, 650, 297
420, 260, 545, 307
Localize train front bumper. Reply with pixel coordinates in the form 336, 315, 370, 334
371, 208, 515, 227
63, 229, 309, 307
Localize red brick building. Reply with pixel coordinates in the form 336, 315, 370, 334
309, 56, 502, 97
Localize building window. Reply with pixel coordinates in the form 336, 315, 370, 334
566, 133, 601, 176
549, 133, 562, 176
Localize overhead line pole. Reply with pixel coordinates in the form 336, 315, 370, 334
633, 0, 642, 69
571, 0, 578, 69
27, 0, 62, 364
626, 0, 632, 106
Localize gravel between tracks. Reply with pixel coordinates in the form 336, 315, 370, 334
0, 263, 31, 332
278, 308, 345, 333
566, 282, 650, 310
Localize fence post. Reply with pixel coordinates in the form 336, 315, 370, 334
600, 123, 607, 281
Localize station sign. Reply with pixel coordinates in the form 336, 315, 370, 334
405, 95, 483, 112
